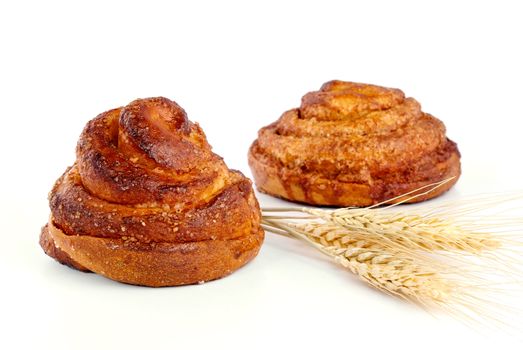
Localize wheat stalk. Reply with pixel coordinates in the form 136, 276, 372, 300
261, 180, 523, 324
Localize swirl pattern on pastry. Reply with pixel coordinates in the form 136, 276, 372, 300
248, 81, 461, 206
40, 97, 263, 286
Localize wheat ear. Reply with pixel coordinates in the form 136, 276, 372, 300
262, 219, 457, 303
261, 182, 523, 324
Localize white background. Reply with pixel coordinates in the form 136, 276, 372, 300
1, 0, 522, 349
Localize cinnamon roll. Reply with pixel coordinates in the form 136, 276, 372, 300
40, 97, 263, 286
248, 81, 461, 206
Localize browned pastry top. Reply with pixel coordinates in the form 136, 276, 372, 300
42, 97, 263, 286
249, 81, 460, 206
76, 97, 227, 206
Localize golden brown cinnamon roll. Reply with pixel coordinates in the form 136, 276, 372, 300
40, 97, 263, 287
248, 81, 461, 206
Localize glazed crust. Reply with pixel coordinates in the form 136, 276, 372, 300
41, 97, 263, 286
248, 81, 461, 206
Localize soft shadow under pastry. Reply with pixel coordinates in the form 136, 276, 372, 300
41, 97, 263, 287
248, 80, 461, 206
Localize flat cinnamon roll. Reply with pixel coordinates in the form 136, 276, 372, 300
248, 81, 461, 206
40, 97, 263, 286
